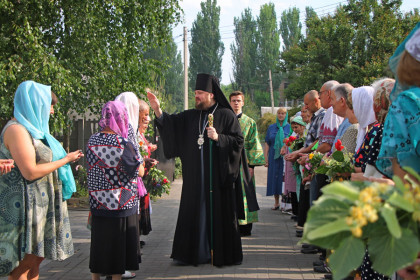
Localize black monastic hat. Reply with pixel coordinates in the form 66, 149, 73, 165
195, 73, 233, 111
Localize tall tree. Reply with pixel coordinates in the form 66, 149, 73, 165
279, 7, 302, 51
230, 8, 258, 100
256, 3, 280, 91
189, 0, 224, 86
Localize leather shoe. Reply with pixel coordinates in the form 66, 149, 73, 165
324, 274, 332, 279
296, 231, 303, 237
301, 243, 311, 248
313, 260, 324, 266
301, 245, 319, 254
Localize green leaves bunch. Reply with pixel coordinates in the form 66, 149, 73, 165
144, 166, 171, 200
315, 140, 355, 182
301, 167, 420, 279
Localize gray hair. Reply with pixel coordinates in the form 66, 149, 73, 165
139, 99, 149, 112
323, 80, 340, 91
334, 83, 354, 102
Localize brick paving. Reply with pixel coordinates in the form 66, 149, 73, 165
9, 166, 325, 279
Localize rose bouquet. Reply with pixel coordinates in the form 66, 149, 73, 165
301, 167, 420, 279
315, 139, 355, 182
144, 166, 171, 200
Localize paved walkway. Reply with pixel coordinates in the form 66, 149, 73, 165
34, 166, 324, 280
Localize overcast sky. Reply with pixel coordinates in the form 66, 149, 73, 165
172, 0, 419, 85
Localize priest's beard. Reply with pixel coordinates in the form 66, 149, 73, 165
195, 99, 213, 110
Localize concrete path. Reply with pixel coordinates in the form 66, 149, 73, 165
33, 166, 324, 280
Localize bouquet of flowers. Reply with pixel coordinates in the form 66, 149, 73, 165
138, 140, 151, 158
315, 139, 355, 182
301, 167, 420, 279
303, 151, 324, 178
144, 166, 171, 200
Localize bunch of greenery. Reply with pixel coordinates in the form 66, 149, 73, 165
303, 151, 324, 179
301, 167, 420, 279
315, 140, 355, 182
144, 166, 171, 201
74, 165, 88, 197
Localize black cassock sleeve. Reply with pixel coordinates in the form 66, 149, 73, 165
154, 111, 186, 159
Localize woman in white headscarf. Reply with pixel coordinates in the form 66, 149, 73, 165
351, 86, 378, 173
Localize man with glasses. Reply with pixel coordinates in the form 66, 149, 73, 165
229, 91, 265, 236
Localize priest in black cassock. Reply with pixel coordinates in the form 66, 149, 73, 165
147, 73, 259, 267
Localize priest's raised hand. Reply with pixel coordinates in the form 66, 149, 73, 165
146, 91, 162, 118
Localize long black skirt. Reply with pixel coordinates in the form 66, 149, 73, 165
89, 213, 141, 275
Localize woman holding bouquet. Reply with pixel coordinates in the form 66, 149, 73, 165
264, 107, 290, 210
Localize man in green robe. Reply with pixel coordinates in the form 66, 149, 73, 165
230, 91, 265, 236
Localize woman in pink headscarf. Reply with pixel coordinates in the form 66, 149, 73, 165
86, 101, 144, 280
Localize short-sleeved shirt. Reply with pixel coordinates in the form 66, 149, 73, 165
305, 108, 326, 147
376, 87, 420, 178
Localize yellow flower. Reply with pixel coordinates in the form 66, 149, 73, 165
359, 187, 380, 204
362, 204, 378, 223
350, 206, 368, 227
339, 178, 344, 182
351, 226, 363, 238
346, 216, 354, 226
309, 153, 314, 160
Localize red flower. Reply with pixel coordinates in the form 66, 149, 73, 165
335, 139, 344, 151
163, 178, 168, 184
289, 136, 297, 142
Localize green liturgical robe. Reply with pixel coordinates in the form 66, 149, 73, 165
238, 113, 265, 225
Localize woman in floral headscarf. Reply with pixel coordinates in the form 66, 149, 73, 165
87, 101, 144, 280
0, 81, 83, 279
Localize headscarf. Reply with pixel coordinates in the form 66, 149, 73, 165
13, 81, 76, 200
274, 111, 289, 159
373, 79, 394, 123
99, 101, 129, 138
352, 86, 376, 152
195, 73, 233, 111
114, 93, 148, 197
291, 115, 307, 127
388, 22, 420, 102
115, 92, 139, 132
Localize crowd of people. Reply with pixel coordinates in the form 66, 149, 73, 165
0, 22, 419, 280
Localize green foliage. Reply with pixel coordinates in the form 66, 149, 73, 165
144, 166, 171, 201
256, 112, 275, 143
173, 157, 182, 179
280, 0, 420, 99
189, 0, 224, 86
279, 7, 302, 51
74, 165, 88, 198
287, 106, 302, 121
0, 0, 182, 140
301, 169, 420, 279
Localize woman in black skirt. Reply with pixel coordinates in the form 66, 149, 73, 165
86, 101, 144, 280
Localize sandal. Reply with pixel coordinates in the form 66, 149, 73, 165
271, 205, 280, 210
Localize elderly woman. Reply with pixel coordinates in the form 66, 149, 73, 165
0, 81, 83, 279
264, 107, 290, 210
87, 101, 144, 280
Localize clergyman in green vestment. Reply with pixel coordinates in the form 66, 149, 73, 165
229, 91, 265, 236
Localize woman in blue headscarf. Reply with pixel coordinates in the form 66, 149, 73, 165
264, 107, 290, 210
0, 81, 83, 279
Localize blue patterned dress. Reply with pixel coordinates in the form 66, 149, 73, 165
265, 123, 290, 196
376, 87, 420, 177
0, 120, 73, 276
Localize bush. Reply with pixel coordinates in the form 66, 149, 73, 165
257, 112, 276, 143
74, 165, 88, 197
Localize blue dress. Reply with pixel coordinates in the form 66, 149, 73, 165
376, 86, 420, 178
265, 123, 291, 196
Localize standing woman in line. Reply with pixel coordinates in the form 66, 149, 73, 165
264, 107, 290, 210
87, 101, 143, 280
0, 81, 83, 279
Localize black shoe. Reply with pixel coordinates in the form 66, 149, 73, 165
314, 265, 331, 273
324, 274, 332, 279
301, 243, 311, 248
301, 245, 319, 254
296, 231, 303, 237
140, 240, 145, 248
313, 260, 324, 266
319, 255, 326, 261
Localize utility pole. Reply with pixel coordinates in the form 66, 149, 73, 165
183, 26, 188, 110
269, 69, 274, 114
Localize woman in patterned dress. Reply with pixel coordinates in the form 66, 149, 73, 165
0, 81, 83, 279
87, 101, 144, 280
